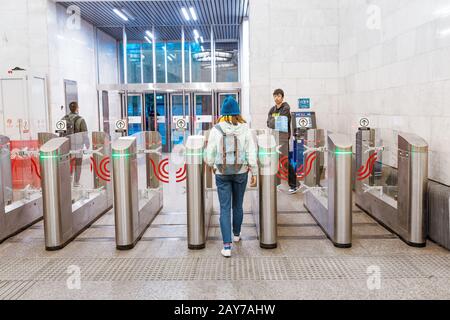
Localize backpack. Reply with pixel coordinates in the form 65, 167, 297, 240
214, 124, 247, 175
61, 113, 82, 137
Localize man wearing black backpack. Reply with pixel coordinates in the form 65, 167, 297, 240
61, 101, 89, 187
267, 89, 299, 194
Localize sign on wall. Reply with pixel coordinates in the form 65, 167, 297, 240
114, 119, 128, 133
55, 120, 67, 134
359, 117, 370, 128
298, 98, 311, 109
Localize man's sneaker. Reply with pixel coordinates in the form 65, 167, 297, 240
288, 186, 300, 194
233, 234, 241, 243
221, 246, 232, 258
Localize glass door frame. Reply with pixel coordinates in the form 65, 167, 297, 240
192, 91, 215, 136
144, 90, 170, 153
168, 91, 191, 152
124, 92, 145, 135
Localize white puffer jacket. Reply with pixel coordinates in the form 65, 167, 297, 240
205, 122, 258, 176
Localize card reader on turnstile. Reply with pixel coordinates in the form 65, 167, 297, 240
290, 112, 317, 172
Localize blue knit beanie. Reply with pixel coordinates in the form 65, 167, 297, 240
221, 96, 240, 116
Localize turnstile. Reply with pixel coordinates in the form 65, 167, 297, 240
355, 129, 428, 247
303, 130, 353, 248
0, 133, 56, 243
251, 132, 279, 249
40, 132, 112, 250
112, 131, 163, 250
186, 135, 213, 249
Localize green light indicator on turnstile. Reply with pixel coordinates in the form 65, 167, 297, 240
258, 152, 276, 156
334, 150, 353, 155
112, 153, 131, 158
39, 154, 59, 160
186, 152, 204, 156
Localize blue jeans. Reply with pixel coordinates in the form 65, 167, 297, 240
215, 173, 248, 244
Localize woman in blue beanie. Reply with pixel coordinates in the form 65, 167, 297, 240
205, 96, 258, 257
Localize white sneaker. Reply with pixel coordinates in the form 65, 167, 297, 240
233, 235, 241, 243
288, 186, 300, 194
221, 248, 232, 258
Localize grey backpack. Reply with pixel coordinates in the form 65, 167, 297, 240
214, 124, 246, 175
61, 114, 81, 136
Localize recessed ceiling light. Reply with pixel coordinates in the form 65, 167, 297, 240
120, 8, 135, 21
144, 36, 152, 44
113, 8, 128, 21
181, 7, 190, 21
193, 29, 200, 39
189, 7, 198, 21
200, 36, 204, 43
145, 30, 154, 39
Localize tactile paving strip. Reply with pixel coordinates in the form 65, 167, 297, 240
0, 280, 36, 300
0, 255, 448, 282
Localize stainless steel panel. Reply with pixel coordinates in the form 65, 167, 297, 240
428, 181, 450, 250
112, 132, 163, 250
40, 137, 72, 249
112, 137, 138, 248
399, 133, 428, 245
41, 133, 112, 250
305, 133, 353, 248
38, 132, 57, 147
328, 134, 353, 247
256, 133, 278, 248
186, 135, 207, 249
355, 130, 428, 247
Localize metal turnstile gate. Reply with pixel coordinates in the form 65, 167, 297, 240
186, 135, 213, 249
112, 131, 163, 250
40, 132, 112, 250
303, 131, 353, 248
0, 133, 56, 243
355, 129, 428, 247
251, 131, 279, 249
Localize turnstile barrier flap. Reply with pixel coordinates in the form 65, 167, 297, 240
306, 129, 325, 146
144, 131, 162, 149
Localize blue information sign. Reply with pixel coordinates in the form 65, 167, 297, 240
298, 98, 311, 109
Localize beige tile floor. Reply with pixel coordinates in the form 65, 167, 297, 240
0, 180, 449, 300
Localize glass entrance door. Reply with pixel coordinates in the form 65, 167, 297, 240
169, 93, 190, 151
144, 92, 169, 153
127, 94, 144, 135
193, 93, 213, 135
